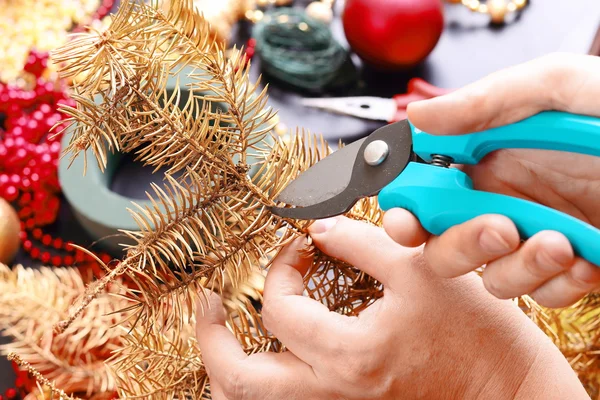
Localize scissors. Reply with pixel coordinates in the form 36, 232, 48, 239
300, 78, 451, 123
269, 111, 600, 267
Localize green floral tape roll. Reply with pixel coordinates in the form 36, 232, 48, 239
59, 67, 275, 256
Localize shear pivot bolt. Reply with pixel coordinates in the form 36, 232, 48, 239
364, 140, 389, 166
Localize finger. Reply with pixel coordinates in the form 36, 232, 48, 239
195, 290, 248, 386
196, 290, 318, 399
529, 258, 600, 308
423, 214, 521, 278
481, 230, 575, 300
308, 216, 413, 286
407, 53, 600, 134
383, 208, 430, 247
262, 235, 360, 366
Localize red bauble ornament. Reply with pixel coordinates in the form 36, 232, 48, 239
342, 0, 445, 69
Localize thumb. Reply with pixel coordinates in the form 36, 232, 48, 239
406, 53, 594, 135
307, 216, 416, 288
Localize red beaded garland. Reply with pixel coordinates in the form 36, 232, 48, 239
2, 1, 124, 397
0, 48, 116, 279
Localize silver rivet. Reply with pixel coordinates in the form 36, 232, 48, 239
363, 140, 389, 166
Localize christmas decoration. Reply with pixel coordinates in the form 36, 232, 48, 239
0, 49, 113, 276
0, 0, 115, 83
0, 264, 126, 399
342, 0, 445, 69
446, 0, 528, 24
0, 199, 21, 264
253, 7, 349, 90
2, 0, 382, 398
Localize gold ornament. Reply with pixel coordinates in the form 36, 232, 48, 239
306, 1, 334, 23
487, 0, 508, 23
448, 0, 528, 24
0, 199, 21, 264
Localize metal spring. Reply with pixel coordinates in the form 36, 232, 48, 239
430, 154, 453, 168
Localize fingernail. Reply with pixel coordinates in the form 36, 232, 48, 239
479, 229, 511, 254
309, 218, 338, 234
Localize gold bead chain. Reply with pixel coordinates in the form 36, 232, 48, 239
447, 0, 528, 24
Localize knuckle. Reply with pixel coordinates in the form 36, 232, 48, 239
529, 290, 556, 308
260, 298, 277, 331
524, 255, 561, 281
536, 52, 581, 108
482, 274, 510, 299
330, 332, 392, 395
221, 367, 247, 400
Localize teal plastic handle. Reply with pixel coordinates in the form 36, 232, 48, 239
378, 163, 600, 266
411, 111, 600, 164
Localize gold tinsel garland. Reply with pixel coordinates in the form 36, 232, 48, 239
0, 0, 598, 399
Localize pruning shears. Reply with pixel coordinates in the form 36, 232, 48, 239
269, 111, 600, 266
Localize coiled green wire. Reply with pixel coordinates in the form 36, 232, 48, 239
253, 7, 349, 90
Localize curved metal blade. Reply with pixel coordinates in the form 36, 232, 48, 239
271, 120, 415, 220
275, 138, 366, 207
270, 192, 357, 220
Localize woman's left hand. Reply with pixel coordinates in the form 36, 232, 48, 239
195, 217, 586, 400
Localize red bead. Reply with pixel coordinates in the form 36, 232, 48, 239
75, 252, 85, 263
51, 255, 62, 266
64, 255, 74, 265
25, 218, 35, 229
41, 251, 51, 263
5, 388, 16, 399
32, 228, 42, 239
30, 248, 40, 259
39, 103, 52, 114
4, 186, 18, 201
245, 47, 255, 58
23, 240, 32, 251
20, 178, 31, 190
33, 190, 45, 202
101, 254, 112, 264
47, 196, 59, 210
18, 207, 32, 218
18, 230, 26, 240
19, 192, 32, 205
41, 234, 52, 246
52, 237, 63, 249
32, 110, 44, 121
14, 136, 25, 148
248, 38, 257, 47
6, 103, 21, 118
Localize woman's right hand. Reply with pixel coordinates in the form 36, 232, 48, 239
385, 53, 600, 308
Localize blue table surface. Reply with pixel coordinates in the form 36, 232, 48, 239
1, 0, 599, 395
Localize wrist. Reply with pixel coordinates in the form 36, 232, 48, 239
466, 304, 589, 400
